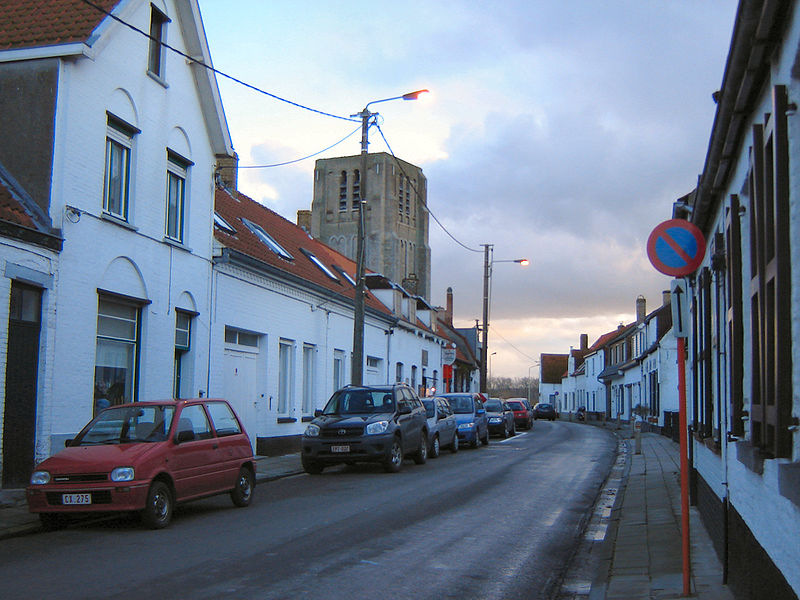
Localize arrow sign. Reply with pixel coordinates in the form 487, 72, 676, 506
647, 219, 706, 277
670, 278, 689, 338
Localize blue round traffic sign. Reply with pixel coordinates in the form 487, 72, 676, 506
647, 219, 706, 277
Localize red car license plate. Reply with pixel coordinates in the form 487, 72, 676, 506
62, 493, 91, 505
331, 445, 350, 453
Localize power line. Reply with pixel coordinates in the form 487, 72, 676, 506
236, 124, 362, 169
374, 122, 482, 254
492, 327, 538, 363
80, 0, 357, 123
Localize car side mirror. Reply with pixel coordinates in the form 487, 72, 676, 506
176, 430, 195, 444
65, 439, 73, 447
397, 404, 412, 415
314, 409, 323, 417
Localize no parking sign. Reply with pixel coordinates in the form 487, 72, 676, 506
647, 219, 706, 277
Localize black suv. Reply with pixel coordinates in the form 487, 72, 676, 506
301, 384, 429, 473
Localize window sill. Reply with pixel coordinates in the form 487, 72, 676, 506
276, 417, 297, 424
101, 212, 138, 231
735, 440, 765, 475
162, 237, 192, 252
301, 415, 314, 422
147, 70, 169, 88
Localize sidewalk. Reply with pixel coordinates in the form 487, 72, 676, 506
0, 453, 303, 540
589, 426, 735, 600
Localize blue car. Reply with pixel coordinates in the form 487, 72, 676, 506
437, 393, 489, 448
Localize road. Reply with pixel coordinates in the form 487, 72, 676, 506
0, 421, 616, 600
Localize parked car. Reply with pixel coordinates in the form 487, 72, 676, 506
301, 383, 428, 474
533, 402, 557, 421
27, 399, 256, 530
485, 398, 516, 437
422, 397, 459, 457
438, 392, 489, 448
505, 397, 533, 430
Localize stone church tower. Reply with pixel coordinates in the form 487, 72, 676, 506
310, 152, 431, 300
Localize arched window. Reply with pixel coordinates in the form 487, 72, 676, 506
339, 171, 347, 211
352, 169, 360, 210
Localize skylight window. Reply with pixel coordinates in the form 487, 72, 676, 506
213, 212, 236, 234
333, 265, 357, 286
301, 248, 339, 282
242, 218, 293, 260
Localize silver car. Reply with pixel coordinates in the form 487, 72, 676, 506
422, 397, 459, 457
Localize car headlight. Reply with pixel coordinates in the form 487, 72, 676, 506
304, 423, 320, 437
366, 420, 389, 435
110, 467, 135, 482
458, 422, 475, 430
30, 471, 50, 485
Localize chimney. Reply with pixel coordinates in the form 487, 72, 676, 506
215, 152, 239, 191
445, 287, 454, 326
580, 333, 588, 351
662, 290, 671, 306
402, 274, 419, 296
636, 295, 646, 323
297, 210, 312, 233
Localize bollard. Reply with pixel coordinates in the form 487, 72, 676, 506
634, 420, 642, 454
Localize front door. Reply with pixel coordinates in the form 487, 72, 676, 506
2, 283, 43, 488
223, 349, 258, 452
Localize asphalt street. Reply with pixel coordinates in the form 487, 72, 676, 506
0, 421, 616, 600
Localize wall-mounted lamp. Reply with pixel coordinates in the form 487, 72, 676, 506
786, 102, 797, 116
65, 205, 81, 223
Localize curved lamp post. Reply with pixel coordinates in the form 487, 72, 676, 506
480, 244, 529, 393
351, 89, 429, 385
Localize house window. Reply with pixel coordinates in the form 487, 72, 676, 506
333, 349, 346, 391
224, 327, 259, 348
396, 362, 404, 383
300, 248, 339, 282
242, 218, 294, 261
302, 345, 315, 414
148, 5, 169, 78
103, 116, 137, 220
173, 310, 192, 398
166, 151, 190, 242
278, 340, 295, 415
748, 86, 793, 458
398, 177, 404, 220
94, 297, 141, 413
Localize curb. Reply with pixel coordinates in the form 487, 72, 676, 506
588, 430, 633, 600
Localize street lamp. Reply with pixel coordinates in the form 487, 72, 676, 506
480, 244, 529, 393
351, 89, 429, 386
527, 362, 540, 405
489, 352, 497, 382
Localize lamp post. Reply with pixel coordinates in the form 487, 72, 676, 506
527, 362, 539, 405
479, 244, 529, 393
351, 89, 429, 386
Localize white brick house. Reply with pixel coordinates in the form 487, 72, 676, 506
0, 0, 234, 483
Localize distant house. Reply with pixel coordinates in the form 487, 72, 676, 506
539, 353, 568, 410
0, 0, 234, 486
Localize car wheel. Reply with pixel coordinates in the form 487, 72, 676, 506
230, 466, 254, 507
502, 423, 509, 438
470, 432, 480, 448
39, 513, 67, 531
450, 434, 459, 453
430, 434, 440, 459
510, 422, 516, 436
482, 428, 490, 445
141, 481, 173, 529
302, 456, 324, 475
414, 433, 428, 465
385, 438, 403, 472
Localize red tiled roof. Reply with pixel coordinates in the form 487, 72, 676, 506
588, 323, 635, 351
0, 182, 36, 228
214, 188, 392, 318
0, 0, 119, 51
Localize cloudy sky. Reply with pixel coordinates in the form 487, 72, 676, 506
197, 1, 738, 378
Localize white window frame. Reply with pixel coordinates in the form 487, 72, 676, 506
103, 118, 136, 220
278, 339, 295, 415
165, 151, 190, 242
302, 344, 315, 414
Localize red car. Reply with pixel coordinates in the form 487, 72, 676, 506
27, 399, 255, 529
506, 398, 533, 430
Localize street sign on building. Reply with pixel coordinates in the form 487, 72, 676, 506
442, 345, 456, 365
647, 219, 706, 277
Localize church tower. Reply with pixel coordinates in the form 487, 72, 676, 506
311, 153, 431, 300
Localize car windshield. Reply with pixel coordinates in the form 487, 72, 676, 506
73, 404, 175, 445
323, 389, 395, 415
484, 400, 503, 412
422, 400, 435, 418
507, 401, 524, 410
537, 404, 553, 410
443, 396, 473, 414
